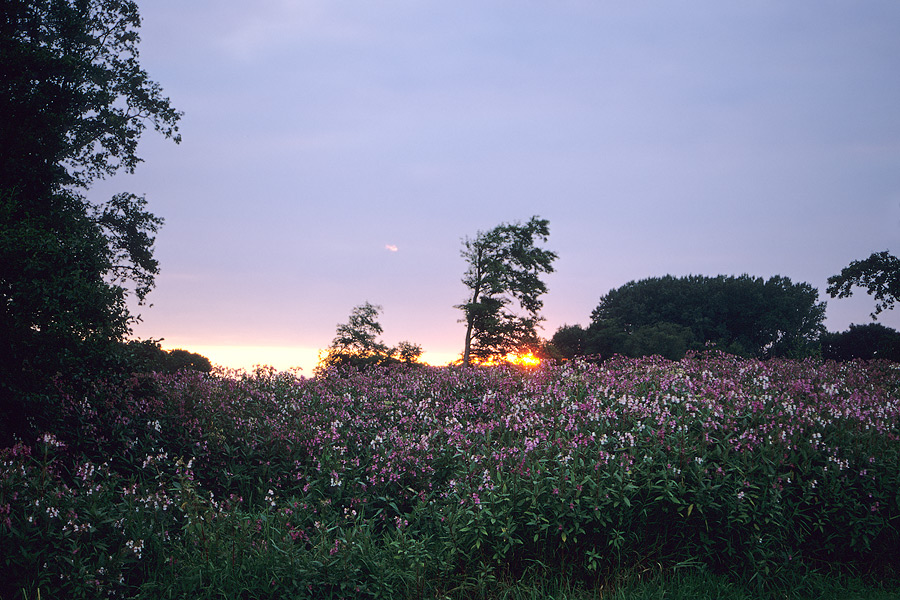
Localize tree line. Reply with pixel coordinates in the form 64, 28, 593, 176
323, 225, 900, 369
552, 270, 900, 363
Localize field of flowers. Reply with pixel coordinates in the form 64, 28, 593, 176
2, 352, 899, 599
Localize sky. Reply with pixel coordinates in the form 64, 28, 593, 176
89, 0, 900, 374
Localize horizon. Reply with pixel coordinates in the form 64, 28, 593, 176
103, 1, 898, 370
155, 289, 900, 374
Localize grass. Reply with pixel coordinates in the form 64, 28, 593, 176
17, 567, 900, 600
448, 568, 900, 600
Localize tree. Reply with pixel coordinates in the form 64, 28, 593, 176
456, 216, 557, 365
328, 302, 390, 360
550, 324, 590, 359
1, 0, 181, 442
1, 0, 182, 193
318, 303, 425, 373
587, 274, 826, 359
821, 323, 900, 362
622, 322, 695, 361
827, 251, 900, 319
394, 340, 423, 365
553, 320, 694, 361
318, 302, 392, 371
119, 340, 213, 373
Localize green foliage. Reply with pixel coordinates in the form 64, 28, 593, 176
0, 188, 144, 440
394, 340, 424, 365
457, 216, 557, 365
828, 251, 900, 319
4, 357, 900, 598
0, 0, 181, 444
821, 323, 900, 362
585, 274, 826, 360
118, 340, 213, 373
572, 320, 696, 361
318, 303, 423, 373
0, 0, 182, 192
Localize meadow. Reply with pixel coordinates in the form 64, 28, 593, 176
2, 352, 900, 599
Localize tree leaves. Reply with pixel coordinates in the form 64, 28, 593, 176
0, 0, 181, 442
0, 0, 181, 190
457, 217, 557, 365
827, 251, 900, 319
587, 274, 826, 359
319, 303, 423, 371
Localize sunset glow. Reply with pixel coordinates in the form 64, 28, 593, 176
505, 351, 542, 367
157, 344, 462, 374
469, 352, 542, 368
161, 344, 320, 374
165, 344, 541, 373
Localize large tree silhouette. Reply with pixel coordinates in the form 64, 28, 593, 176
1, 0, 181, 441
457, 217, 557, 365
586, 274, 826, 359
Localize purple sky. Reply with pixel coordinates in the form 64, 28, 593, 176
90, 1, 900, 373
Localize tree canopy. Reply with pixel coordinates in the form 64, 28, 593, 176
575, 274, 826, 360
318, 302, 422, 373
456, 217, 557, 365
827, 251, 900, 319
821, 323, 900, 362
1, 0, 181, 193
1, 0, 181, 442
120, 340, 213, 373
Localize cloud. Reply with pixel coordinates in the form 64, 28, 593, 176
385, 244, 399, 252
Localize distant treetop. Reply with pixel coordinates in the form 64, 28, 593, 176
555, 274, 826, 360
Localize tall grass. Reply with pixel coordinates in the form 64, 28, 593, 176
2, 352, 899, 598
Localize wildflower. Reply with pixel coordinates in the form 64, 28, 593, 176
125, 539, 144, 559
39, 432, 65, 449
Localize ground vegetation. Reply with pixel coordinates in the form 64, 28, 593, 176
3, 355, 898, 599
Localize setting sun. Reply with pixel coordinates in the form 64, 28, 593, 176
469, 352, 542, 368
505, 351, 541, 367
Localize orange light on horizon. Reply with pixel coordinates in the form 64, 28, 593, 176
469, 351, 542, 368
153, 343, 539, 373
157, 344, 320, 374
506, 351, 541, 367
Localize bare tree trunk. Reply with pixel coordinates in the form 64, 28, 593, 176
462, 245, 484, 367
463, 318, 474, 366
